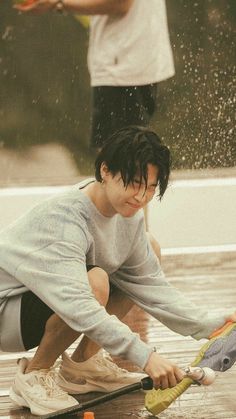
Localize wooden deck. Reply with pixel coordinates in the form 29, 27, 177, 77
1, 251, 236, 419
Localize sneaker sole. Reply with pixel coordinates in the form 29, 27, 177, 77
9, 386, 30, 409
58, 375, 146, 395
145, 322, 236, 415
9, 386, 63, 416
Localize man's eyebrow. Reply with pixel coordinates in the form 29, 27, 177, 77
148, 182, 158, 187
134, 177, 158, 187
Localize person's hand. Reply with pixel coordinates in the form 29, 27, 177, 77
209, 312, 236, 339
13, 0, 58, 14
144, 351, 184, 390
225, 311, 236, 322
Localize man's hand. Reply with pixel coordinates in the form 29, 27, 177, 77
14, 0, 57, 13
144, 352, 184, 390
14, 0, 134, 15
209, 312, 236, 339
226, 311, 236, 323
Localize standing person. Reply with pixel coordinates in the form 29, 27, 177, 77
88, 0, 175, 148
14, 0, 175, 148
0, 126, 235, 416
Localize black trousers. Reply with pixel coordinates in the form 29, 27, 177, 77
90, 84, 158, 148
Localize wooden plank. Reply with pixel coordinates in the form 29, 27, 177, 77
1, 252, 236, 418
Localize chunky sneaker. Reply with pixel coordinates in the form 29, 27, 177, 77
9, 357, 78, 416
57, 349, 146, 394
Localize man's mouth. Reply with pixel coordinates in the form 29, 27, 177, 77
127, 202, 141, 209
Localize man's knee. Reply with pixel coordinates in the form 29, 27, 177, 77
107, 285, 134, 319
88, 267, 110, 307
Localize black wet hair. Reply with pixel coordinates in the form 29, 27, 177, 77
95, 126, 171, 199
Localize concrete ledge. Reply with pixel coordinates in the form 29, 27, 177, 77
148, 176, 236, 250
0, 176, 235, 252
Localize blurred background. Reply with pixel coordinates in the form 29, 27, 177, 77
0, 0, 235, 186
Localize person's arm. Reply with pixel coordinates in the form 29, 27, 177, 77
4, 199, 152, 370
14, 0, 134, 15
111, 220, 235, 340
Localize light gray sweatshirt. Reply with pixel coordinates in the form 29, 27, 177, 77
0, 181, 225, 368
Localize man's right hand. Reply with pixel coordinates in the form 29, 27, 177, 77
14, 0, 58, 14
144, 351, 184, 390
14, 0, 134, 15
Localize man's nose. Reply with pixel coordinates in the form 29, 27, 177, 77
134, 186, 147, 201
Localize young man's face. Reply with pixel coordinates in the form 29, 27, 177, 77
101, 163, 159, 217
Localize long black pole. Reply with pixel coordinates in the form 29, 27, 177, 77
41, 377, 153, 419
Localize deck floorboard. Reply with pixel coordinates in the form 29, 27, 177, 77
1, 252, 236, 418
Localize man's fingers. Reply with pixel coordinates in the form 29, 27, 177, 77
14, 4, 38, 11
153, 379, 161, 389
144, 352, 185, 390
168, 371, 178, 388
175, 367, 185, 383
160, 375, 169, 390
13, 0, 50, 13
227, 311, 236, 322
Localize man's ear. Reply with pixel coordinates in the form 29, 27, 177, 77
100, 162, 110, 180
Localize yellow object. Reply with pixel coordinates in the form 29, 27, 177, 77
74, 15, 90, 28
145, 322, 236, 415
145, 377, 193, 416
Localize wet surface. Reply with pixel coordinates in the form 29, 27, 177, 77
0, 145, 235, 417
1, 252, 236, 418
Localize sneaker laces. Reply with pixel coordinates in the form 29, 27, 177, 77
96, 351, 129, 376
37, 368, 69, 398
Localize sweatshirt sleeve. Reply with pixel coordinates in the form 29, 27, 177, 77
111, 222, 226, 340
13, 203, 152, 369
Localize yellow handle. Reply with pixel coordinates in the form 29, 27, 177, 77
145, 377, 193, 415
74, 15, 90, 28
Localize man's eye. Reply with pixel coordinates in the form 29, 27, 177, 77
144, 185, 157, 194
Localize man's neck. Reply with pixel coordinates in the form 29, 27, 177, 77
82, 181, 116, 217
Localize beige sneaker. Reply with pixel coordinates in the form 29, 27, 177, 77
57, 350, 146, 394
9, 358, 78, 416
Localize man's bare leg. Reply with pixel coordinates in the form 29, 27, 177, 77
71, 286, 134, 362
30, 233, 161, 367
26, 267, 109, 372
71, 235, 161, 362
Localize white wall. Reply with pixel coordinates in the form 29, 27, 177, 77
0, 177, 235, 253
148, 177, 236, 252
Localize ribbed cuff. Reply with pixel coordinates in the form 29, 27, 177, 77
125, 336, 153, 370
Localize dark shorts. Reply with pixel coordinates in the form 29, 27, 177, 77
20, 265, 97, 350
90, 84, 158, 148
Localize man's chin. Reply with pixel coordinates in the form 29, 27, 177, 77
122, 207, 141, 217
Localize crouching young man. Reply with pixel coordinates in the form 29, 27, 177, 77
0, 126, 235, 416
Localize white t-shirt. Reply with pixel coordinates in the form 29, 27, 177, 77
88, 0, 175, 86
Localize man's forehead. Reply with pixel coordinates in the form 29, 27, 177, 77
136, 163, 159, 175
135, 166, 159, 184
